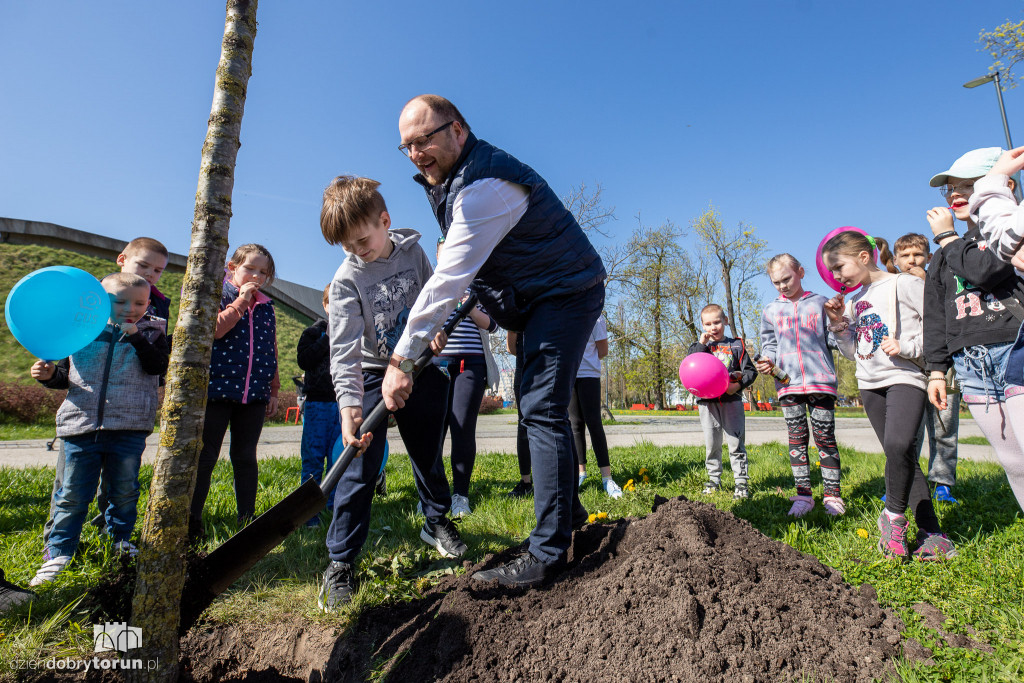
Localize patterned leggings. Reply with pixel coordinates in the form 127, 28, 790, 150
781, 393, 841, 497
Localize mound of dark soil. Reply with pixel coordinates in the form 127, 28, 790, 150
181, 496, 903, 682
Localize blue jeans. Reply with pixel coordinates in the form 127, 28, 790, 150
953, 342, 1013, 404
47, 430, 147, 558
326, 366, 452, 563
915, 393, 960, 488
300, 401, 342, 509
521, 283, 604, 564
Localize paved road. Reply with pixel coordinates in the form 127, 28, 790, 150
0, 414, 999, 469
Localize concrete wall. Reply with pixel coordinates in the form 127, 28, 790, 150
0, 217, 324, 320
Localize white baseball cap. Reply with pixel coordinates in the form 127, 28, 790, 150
929, 147, 1005, 187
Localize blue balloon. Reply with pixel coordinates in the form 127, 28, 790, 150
5, 266, 111, 360
331, 434, 389, 475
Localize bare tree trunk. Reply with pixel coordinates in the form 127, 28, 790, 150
129, 2, 258, 680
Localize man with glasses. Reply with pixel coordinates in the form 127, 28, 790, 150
383, 94, 605, 587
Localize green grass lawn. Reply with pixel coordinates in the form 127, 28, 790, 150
958, 436, 991, 446
1, 442, 1022, 680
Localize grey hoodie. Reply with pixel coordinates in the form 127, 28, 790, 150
328, 228, 434, 410
759, 292, 838, 397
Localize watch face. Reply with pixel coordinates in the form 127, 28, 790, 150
399, 359, 415, 373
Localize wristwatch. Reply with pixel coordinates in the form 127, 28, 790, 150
389, 356, 416, 373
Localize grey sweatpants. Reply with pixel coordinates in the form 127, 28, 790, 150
915, 392, 960, 488
698, 400, 749, 485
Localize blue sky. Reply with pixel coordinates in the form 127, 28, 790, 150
2, 1, 1023, 300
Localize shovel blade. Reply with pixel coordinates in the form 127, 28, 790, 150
199, 479, 328, 596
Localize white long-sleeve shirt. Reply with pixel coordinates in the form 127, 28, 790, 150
832, 274, 927, 391
393, 178, 529, 360
969, 173, 1024, 265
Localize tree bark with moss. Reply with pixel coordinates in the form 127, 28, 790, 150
128, 2, 258, 680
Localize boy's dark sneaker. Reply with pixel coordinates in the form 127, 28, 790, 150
318, 561, 355, 612
375, 470, 387, 497
420, 518, 468, 558
0, 570, 34, 613
507, 480, 533, 498
877, 511, 910, 560
913, 531, 958, 561
471, 552, 558, 587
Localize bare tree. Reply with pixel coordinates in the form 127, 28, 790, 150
562, 182, 615, 237
129, 2, 258, 680
691, 204, 768, 339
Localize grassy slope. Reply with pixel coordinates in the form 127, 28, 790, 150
0, 244, 312, 388
1, 442, 1021, 681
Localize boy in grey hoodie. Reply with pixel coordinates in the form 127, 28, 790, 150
316, 176, 467, 612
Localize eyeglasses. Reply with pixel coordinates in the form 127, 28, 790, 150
398, 121, 454, 157
939, 180, 976, 199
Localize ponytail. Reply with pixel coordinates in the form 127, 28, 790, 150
822, 231, 891, 272
874, 236, 897, 274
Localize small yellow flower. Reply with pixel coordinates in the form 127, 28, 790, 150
856, 528, 869, 539
638, 468, 648, 476
587, 513, 597, 523
623, 479, 636, 492
596, 511, 609, 520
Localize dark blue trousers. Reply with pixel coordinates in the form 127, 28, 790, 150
326, 366, 451, 563
522, 283, 605, 563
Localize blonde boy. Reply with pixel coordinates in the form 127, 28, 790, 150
687, 304, 757, 499
316, 175, 464, 611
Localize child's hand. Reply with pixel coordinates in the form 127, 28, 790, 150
238, 282, 259, 304
430, 330, 448, 355
699, 331, 712, 345
265, 396, 278, 418
928, 379, 947, 410
904, 265, 927, 280
925, 207, 955, 237
755, 358, 774, 374
725, 381, 741, 395
31, 360, 55, 381
880, 335, 901, 356
341, 406, 372, 455
120, 322, 138, 336
824, 293, 845, 322
990, 145, 1024, 177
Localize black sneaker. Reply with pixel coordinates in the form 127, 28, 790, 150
420, 517, 468, 558
318, 561, 356, 612
507, 480, 533, 498
0, 570, 34, 613
375, 470, 387, 497
471, 552, 555, 587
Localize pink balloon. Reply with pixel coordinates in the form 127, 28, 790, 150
679, 352, 730, 399
815, 226, 875, 293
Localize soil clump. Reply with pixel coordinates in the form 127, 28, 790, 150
185, 495, 903, 682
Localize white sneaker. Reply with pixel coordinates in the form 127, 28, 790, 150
29, 556, 72, 586
603, 479, 623, 499
113, 541, 139, 557
450, 494, 472, 518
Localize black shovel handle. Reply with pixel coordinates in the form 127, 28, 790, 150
319, 293, 478, 494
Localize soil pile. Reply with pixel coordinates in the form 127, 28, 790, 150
183, 495, 902, 682
315, 496, 902, 682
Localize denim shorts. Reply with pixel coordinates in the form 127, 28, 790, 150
952, 342, 1014, 403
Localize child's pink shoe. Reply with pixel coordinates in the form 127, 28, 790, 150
876, 511, 910, 560
787, 495, 815, 517
823, 496, 846, 516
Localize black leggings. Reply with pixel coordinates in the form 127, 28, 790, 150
437, 355, 487, 496
191, 400, 266, 525
860, 384, 941, 533
569, 377, 610, 468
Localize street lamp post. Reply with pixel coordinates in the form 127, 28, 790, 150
964, 71, 1023, 201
